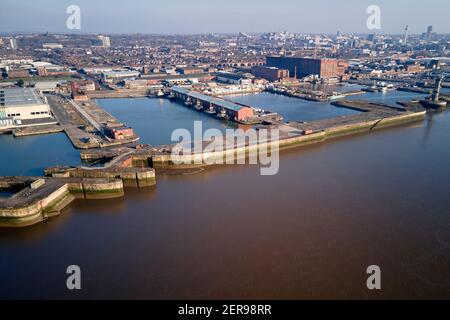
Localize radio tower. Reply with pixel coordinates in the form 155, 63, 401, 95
403, 25, 409, 44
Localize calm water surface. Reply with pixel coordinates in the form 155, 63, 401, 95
97, 98, 235, 145
0, 133, 79, 176
228, 92, 360, 122
1, 91, 450, 299
227, 90, 425, 122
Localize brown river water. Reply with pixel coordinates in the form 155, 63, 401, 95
1, 92, 450, 299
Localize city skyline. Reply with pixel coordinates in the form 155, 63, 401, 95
1, 0, 449, 35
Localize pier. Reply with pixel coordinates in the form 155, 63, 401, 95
265, 85, 366, 102
170, 86, 282, 123
46, 95, 140, 149
0, 176, 125, 227
0, 155, 156, 227
85, 88, 167, 99
12, 124, 64, 137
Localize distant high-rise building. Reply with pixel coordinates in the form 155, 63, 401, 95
9, 38, 17, 50
98, 35, 111, 48
423, 25, 435, 39
403, 25, 409, 44
348, 39, 358, 48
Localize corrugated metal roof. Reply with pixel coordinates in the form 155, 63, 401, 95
172, 86, 250, 112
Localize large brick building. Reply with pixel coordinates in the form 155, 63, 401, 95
266, 56, 338, 79
250, 65, 289, 82
337, 60, 349, 76
104, 123, 135, 140
7, 68, 29, 78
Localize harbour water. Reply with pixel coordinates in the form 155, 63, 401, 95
346, 90, 428, 103
0, 133, 80, 176
227, 90, 424, 122
228, 92, 360, 122
96, 98, 235, 145
1, 90, 450, 299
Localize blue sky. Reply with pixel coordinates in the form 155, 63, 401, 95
1, 0, 449, 34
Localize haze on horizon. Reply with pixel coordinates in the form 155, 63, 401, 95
1, 0, 449, 35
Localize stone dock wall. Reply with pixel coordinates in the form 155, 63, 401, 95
0, 178, 126, 227
44, 167, 156, 187
151, 110, 426, 167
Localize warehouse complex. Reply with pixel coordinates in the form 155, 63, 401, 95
266, 56, 339, 79
171, 86, 254, 122
0, 88, 53, 128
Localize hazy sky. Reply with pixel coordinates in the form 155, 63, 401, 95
1, 0, 449, 34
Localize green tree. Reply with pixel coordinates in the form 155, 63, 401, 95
17, 79, 25, 87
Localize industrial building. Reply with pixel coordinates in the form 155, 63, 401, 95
251, 65, 289, 81
33, 81, 62, 93
36, 65, 72, 77
42, 43, 63, 49
102, 70, 140, 83
104, 123, 135, 140
266, 56, 338, 79
0, 88, 52, 126
216, 72, 253, 85
171, 86, 254, 122
176, 66, 204, 75
7, 68, 29, 78
141, 73, 214, 85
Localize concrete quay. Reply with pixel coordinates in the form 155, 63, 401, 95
265, 86, 364, 102
295, 99, 427, 135
397, 87, 433, 94
80, 146, 131, 162
44, 166, 156, 187
0, 118, 60, 136
0, 176, 125, 227
266, 86, 328, 101
47, 141, 156, 187
75, 99, 426, 169
0, 148, 156, 227
86, 88, 166, 99
46, 95, 140, 149
12, 124, 64, 137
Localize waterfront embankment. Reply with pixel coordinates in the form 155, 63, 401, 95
0, 96, 428, 228
0, 176, 124, 227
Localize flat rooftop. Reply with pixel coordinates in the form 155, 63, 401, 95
102, 70, 140, 77
267, 56, 337, 62
172, 86, 251, 112
0, 88, 46, 107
